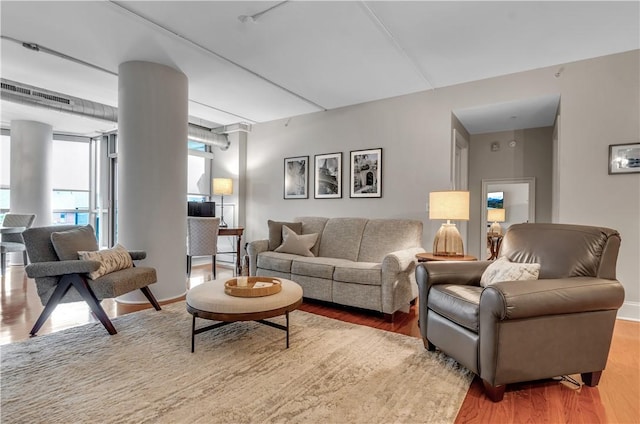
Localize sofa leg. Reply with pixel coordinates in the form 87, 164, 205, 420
482, 380, 506, 402
581, 371, 603, 387
383, 312, 395, 323
423, 338, 436, 351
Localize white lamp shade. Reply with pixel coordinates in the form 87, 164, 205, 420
487, 208, 506, 222
429, 191, 470, 221
212, 178, 233, 196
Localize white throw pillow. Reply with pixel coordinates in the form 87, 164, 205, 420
78, 244, 133, 280
480, 257, 540, 288
274, 226, 318, 257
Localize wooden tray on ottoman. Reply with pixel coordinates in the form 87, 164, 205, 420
224, 277, 282, 297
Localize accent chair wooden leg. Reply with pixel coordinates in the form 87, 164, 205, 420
482, 380, 506, 402
212, 255, 217, 279
22, 250, 29, 265
581, 371, 603, 387
140, 286, 162, 311
1, 252, 6, 276
186, 256, 192, 277
30, 275, 74, 336
69, 275, 117, 335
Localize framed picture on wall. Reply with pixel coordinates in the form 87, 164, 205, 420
609, 142, 640, 174
314, 152, 342, 199
283, 156, 309, 199
350, 148, 382, 198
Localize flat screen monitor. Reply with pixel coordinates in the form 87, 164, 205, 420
187, 201, 216, 217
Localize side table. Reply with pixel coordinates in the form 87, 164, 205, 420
416, 252, 478, 262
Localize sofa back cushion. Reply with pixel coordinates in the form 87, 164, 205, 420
295, 217, 329, 257
318, 218, 368, 261
358, 219, 423, 262
500, 223, 621, 279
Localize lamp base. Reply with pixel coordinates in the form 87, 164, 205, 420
433, 223, 464, 256
489, 221, 502, 236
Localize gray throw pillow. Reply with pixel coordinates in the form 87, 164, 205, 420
274, 226, 318, 257
51, 225, 99, 261
268, 220, 303, 250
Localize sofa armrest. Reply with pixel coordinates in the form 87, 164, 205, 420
246, 239, 269, 276
382, 247, 426, 274
127, 250, 147, 261
25, 260, 101, 279
379, 247, 426, 314
480, 277, 626, 321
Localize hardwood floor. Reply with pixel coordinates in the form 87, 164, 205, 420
1, 263, 638, 423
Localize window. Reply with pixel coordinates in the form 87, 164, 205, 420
0, 134, 10, 223
187, 140, 214, 200
52, 139, 90, 225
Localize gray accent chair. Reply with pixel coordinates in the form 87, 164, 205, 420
1, 213, 36, 276
23, 225, 161, 336
416, 223, 625, 401
187, 217, 221, 278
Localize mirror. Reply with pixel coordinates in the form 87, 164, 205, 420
480, 177, 535, 258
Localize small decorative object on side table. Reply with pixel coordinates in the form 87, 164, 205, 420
487, 234, 504, 260
416, 252, 477, 262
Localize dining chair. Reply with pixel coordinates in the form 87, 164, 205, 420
187, 217, 221, 278
1, 213, 36, 276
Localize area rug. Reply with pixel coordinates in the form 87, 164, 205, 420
1, 302, 472, 423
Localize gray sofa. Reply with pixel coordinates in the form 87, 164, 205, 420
247, 217, 425, 317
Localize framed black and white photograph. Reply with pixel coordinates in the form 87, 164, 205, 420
314, 152, 342, 199
609, 142, 640, 174
284, 156, 309, 199
350, 148, 382, 198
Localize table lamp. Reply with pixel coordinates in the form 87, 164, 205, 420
212, 178, 233, 228
487, 208, 506, 236
429, 190, 470, 256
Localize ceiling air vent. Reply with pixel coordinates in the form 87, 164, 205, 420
1, 82, 31, 95
32, 91, 71, 105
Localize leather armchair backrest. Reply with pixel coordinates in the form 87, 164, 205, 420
499, 223, 620, 280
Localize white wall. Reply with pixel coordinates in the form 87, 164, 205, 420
245, 50, 640, 320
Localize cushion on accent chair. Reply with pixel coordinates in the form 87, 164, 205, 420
268, 220, 303, 250
480, 257, 540, 287
50, 225, 99, 261
78, 244, 134, 280
275, 226, 318, 257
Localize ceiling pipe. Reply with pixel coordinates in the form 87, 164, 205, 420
0, 78, 230, 150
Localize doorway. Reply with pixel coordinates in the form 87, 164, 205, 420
480, 177, 536, 258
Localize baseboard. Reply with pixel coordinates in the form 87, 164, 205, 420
618, 301, 640, 322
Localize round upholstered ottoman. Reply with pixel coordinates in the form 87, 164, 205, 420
186, 278, 303, 352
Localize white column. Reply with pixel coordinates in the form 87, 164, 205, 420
9, 120, 53, 226
117, 61, 188, 303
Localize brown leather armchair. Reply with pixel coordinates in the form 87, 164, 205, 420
416, 223, 625, 401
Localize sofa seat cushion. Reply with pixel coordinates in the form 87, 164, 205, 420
428, 284, 482, 332
257, 252, 300, 273
333, 262, 382, 286
291, 256, 353, 279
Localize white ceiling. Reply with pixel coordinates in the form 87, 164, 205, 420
1, 1, 638, 137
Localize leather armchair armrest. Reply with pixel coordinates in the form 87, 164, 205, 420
480, 277, 626, 321
416, 261, 491, 290
127, 250, 147, 261
25, 260, 101, 279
